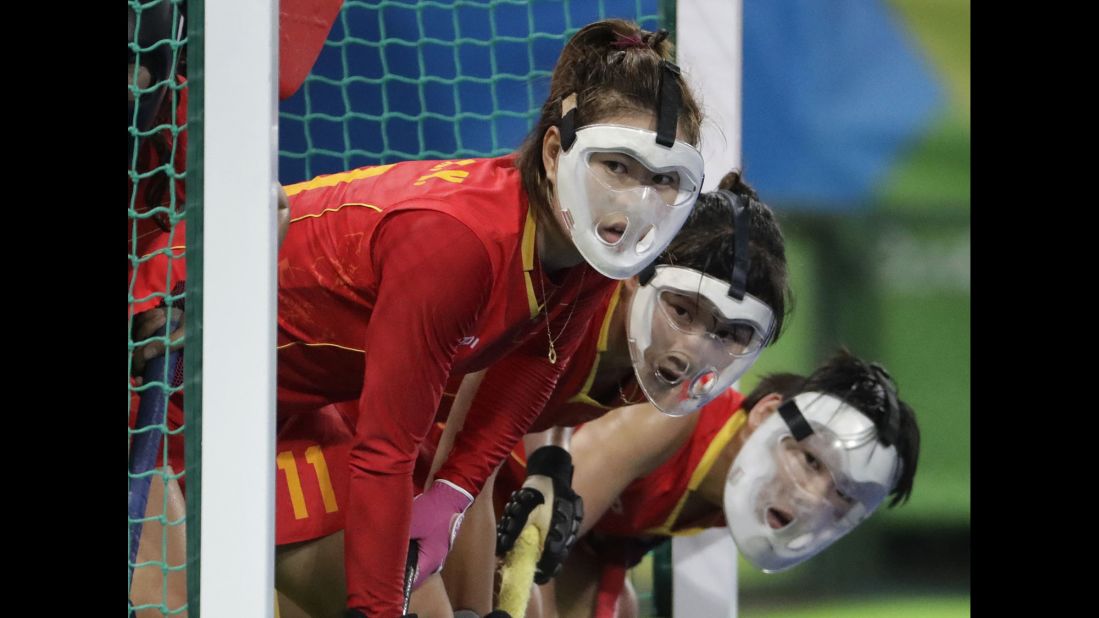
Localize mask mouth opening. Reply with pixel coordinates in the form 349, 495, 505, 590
766, 506, 795, 530
654, 353, 690, 385
635, 224, 656, 254
596, 212, 629, 246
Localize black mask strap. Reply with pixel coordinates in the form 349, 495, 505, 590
714, 190, 751, 300
655, 60, 682, 147
778, 399, 815, 442
559, 93, 579, 152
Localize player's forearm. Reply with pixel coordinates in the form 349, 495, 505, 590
427, 370, 488, 488
440, 469, 500, 614
435, 352, 561, 495
344, 373, 429, 613
343, 465, 413, 614
569, 411, 653, 538
436, 269, 606, 502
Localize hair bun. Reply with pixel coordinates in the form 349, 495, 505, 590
645, 29, 669, 49
717, 169, 760, 201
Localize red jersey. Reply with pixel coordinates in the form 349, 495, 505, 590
432, 283, 627, 501
441, 283, 631, 507
573, 390, 748, 618
129, 75, 188, 316
384, 277, 620, 516
276, 155, 614, 615
435, 282, 625, 429
128, 77, 188, 487
593, 389, 746, 537
491, 389, 748, 537
532, 282, 627, 432
267, 287, 622, 548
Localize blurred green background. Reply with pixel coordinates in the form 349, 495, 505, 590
636, 0, 970, 615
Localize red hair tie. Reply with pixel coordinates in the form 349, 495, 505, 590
611, 32, 646, 49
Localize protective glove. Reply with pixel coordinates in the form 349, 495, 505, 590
496, 446, 583, 584
408, 480, 474, 588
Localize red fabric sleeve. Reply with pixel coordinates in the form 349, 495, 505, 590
344, 210, 493, 616
595, 562, 629, 618
434, 274, 612, 496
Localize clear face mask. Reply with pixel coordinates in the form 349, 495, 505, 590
627, 266, 774, 416
656, 290, 770, 356
551, 60, 700, 279
723, 393, 900, 572
586, 152, 697, 207
555, 125, 705, 279
579, 151, 701, 258
752, 436, 862, 553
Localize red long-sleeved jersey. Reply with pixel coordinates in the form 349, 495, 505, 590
129, 75, 188, 316
128, 76, 188, 482
269, 281, 624, 558
583, 389, 746, 618
591, 388, 746, 538
435, 281, 629, 432
277, 155, 614, 615
487, 388, 747, 538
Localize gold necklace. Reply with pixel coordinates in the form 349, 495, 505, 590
537, 266, 586, 364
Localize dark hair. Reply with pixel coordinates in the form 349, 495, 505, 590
514, 19, 704, 234
657, 171, 793, 343
742, 372, 805, 412
741, 349, 920, 508
801, 349, 920, 508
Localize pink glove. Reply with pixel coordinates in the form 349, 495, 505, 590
409, 479, 474, 588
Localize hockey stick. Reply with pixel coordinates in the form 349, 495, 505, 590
494, 475, 554, 618
403, 538, 420, 616
128, 313, 183, 601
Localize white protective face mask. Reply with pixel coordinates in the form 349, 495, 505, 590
627, 265, 774, 416
554, 123, 704, 279
723, 392, 901, 572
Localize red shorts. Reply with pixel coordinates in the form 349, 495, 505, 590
275, 405, 355, 546
273, 404, 535, 546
